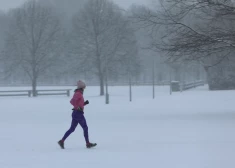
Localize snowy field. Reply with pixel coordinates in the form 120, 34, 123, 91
0, 85, 235, 168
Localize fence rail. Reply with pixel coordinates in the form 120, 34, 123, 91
181, 81, 205, 91
170, 80, 205, 92
0, 90, 32, 97
35, 89, 71, 97
0, 89, 71, 97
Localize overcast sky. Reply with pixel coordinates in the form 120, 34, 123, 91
0, 0, 150, 11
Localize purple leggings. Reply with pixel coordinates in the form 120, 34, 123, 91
62, 110, 89, 143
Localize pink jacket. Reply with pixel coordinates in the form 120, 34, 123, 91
70, 90, 85, 110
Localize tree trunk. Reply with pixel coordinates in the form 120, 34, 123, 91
204, 66, 235, 90
32, 77, 37, 97
129, 71, 132, 102
99, 74, 104, 96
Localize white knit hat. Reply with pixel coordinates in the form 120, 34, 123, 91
77, 80, 86, 89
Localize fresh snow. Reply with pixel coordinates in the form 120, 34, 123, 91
0, 85, 234, 168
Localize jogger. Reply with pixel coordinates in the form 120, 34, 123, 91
58, 80, 96, 149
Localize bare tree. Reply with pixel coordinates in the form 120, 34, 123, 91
69, 0, 136, 95
3, 0, 62, 96
0, 11, 10, 84
131, 0, 235, 90
0, 11, 8, 50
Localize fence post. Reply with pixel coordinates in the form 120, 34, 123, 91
28, 91, 31, 97
67, 90, 70, 97
180, 83, 183, 92
105, 93, 109, 104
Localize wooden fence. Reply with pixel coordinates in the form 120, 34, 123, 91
0, 89, 71, 97
35, 89, 71, 97
0, 90, 32, 97
181, 81, 205, 91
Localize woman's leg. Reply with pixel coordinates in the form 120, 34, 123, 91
78, 115, 89, 143
62, 118, 79, 141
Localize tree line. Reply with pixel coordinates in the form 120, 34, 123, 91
0, 0, 142, 96
131, 0, 235, 90
0, 0, 216, 96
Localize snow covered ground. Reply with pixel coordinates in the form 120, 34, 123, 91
0, 85, 235, 168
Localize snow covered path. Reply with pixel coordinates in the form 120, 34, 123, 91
0, 85, 234, 168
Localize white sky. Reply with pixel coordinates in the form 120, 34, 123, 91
0, 0, 25, 11
0, 0, 150, 11
113, 0, 149, 8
